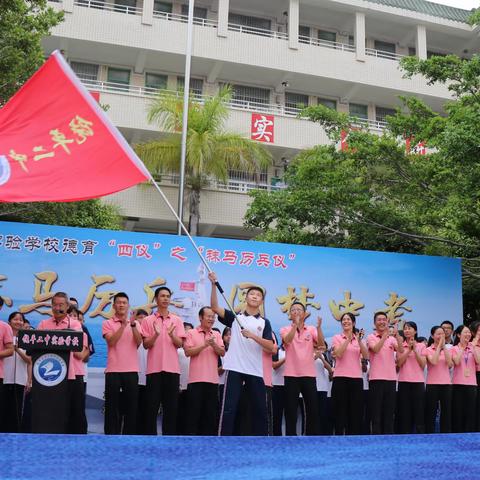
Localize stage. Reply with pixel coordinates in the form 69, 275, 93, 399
1, 433, 479, 479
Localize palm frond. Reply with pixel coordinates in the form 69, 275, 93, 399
134, 139, 181, 174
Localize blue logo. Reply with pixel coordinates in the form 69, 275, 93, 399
0, 155, 11, 186
34, 354, 67, 387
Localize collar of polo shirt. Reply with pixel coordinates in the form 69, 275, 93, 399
242, 310, 261, 319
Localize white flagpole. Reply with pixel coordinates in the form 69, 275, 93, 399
177, 0, 195, 235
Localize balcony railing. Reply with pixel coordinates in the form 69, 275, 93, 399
366, 47, 404, 61
228, 23, 288, 40
74, 0, 142, 15
152, 10, 218, 28
299, 35, 355, 53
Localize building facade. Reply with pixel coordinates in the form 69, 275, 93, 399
43, 0, 478, 238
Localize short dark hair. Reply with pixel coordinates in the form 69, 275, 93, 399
113, 292, 129, 302
67, 305, 81, 316
69, 297, 78, 304
183, 322, 194, 330
135, 309, 149, 317
246, 286, 265, 298
290, 301, 305, 312
0, 296, 4, 307
212, 327, 221, 333
154, 286, 172, 298
8, 311, 25, 323
374, 311, 387, 322
441, 320, 454, 329
52, 292, 69, 303
199, 306, 214, 317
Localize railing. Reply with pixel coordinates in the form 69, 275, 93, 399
74, 0, 142, 15
352, 118, 388, 131
299, 35, 355, 53
366, 47, 404, 61
228, 23, 288, 40
152, 10, 218, 28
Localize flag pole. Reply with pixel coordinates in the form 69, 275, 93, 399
177, 0, 195, 235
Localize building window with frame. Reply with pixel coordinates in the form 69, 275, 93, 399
145, 73, 168, 91
228, 12, 272, 36
177, 77, 204, 97
374, 40, 396, 59
77, 0, 104, 8
107, 67, 130, 91
70, 61, 99, 83
285, 92, 309, 115
375, 106, 396, 124
318, 30, 336, 45
181, 4, 207, 19
349, 103, 368, 120
229, 84, 270, 108
317, 97, 337, 110
114, 0, 137, 14
153, 1, 172, 14
299, 25, 311, 43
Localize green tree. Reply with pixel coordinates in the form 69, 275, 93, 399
245, 54, 480, 321
135, 86, 272, 235
0, 0, 63, 106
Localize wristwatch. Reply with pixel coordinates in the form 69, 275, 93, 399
130, 322, 136, 328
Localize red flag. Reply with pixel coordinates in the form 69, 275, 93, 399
0, 50, 150, 202
180, 281, 196, 292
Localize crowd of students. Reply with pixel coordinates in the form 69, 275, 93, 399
0, 277, 478, 436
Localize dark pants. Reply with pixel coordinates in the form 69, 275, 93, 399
68, 376, 87, 434
2, 383, 24, 433
137, 385, 147, 435
425, 384, 452, 433
145, 371, 179, 435
397, 381, 425, 434
332, 377, 363, 435
266, 386, 273, 436
369, 380, 396, 434
272, 385, 285, 436
186, 382, 219, 435
476, 372, 480, 431
284, 376, 318, 436
219, 370, 267, 436
452, 384, 477, 433
104, 372, 138, 435
317, 391, 331, 435
176, 389, 188, 435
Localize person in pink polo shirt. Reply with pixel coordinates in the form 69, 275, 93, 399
396, 321, 426, 434
281, 301, 326, 436
423, 325, 453, 433
102, 292, 142, 435
37, 292, 89, 434
470, 321, 480, 431
331, 312, 368, 435
141, 286, 186, 435
450, 324, 480, 432
367, 311, 403, 434
0, 296, 14, 433
184, 306, 225, 435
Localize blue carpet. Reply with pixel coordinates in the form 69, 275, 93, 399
1, 434, 480, 479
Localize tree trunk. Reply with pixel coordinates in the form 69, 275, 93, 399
188, 188, 201, 236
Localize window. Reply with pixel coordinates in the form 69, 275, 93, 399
229, 13, 271, 35
427, 50, 448, 58
318, 97, 337, 110
349, 103, 368, 120
70, 62, 99, 82
228, 168, 268, 184
374, 40, 396, 54
299, 25, 310, 43
178, 77, 204, 96
77, 0, 104, 8
145, 73, 167, 90
181, 4, 207, 19
318, 30, 336, 44
285, 92, 309, 114
230, 84, 270, 106
375, 107, 396, 123
114, 0, 137, 14
408, 47, 416, 56
348, 35, 354, 46
107, 67, 130, 90
154, 1, 172, 13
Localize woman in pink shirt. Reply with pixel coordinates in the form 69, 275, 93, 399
470, 321, 480, 431
423, 325, 453, 433
331, 312, 368, 435
396, 321, 426, 434
450, 325, 480, 432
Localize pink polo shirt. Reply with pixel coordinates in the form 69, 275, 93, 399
102, 316, 139, 373
451, 344, 477, 386
0, 321, 13, 380
332, 334, 362, 379
71, 331, 89, 376
367, 333, 398, 381
38, 316, 83, 380
398, 341, 426, 383
423, 345, 451, 385
141, 312, 186, 375
184, 327, 223, 384
281, 324, 317, 378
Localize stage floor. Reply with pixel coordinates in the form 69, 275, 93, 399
1, 433, 479, 479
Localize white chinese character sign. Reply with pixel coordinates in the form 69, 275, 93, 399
251, 113, 274, 143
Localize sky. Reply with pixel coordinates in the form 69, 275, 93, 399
432, 0, 478, 9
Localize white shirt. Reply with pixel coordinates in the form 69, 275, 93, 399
3, 347, 28, 386
178, 348, 190, 391
272, 349, 286, 386
138, 344, 148, 386
315, 356, 330, 393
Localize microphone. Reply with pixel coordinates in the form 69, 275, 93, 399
58, 310, 65, 314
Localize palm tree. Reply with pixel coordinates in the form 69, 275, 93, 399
135, 86, 272, 235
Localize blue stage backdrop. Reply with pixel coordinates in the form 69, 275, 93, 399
0, 221, 463, 368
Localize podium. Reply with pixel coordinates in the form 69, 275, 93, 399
18, 329, 84, 434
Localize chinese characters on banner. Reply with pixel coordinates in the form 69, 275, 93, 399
251, 113, 274, 143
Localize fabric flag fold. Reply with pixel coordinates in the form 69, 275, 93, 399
0, 50, 150, 202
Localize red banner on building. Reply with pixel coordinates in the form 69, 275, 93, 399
180, 281, 196, 292
0, 50, 149, 203
251, 113, 274, 143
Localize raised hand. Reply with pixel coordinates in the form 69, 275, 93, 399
317, 316, 323, 329
167, 324, 176, 337
153, 322, 161, 336
208, 271, 217, 284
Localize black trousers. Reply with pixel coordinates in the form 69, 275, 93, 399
369, 380, 396, 434
425, 384, 452, 433
331, 377, 363, 435
219, 370, 267, 436
272, 385, 285, 436
452, 384, 477, 433
68, 376, 87, 434
476, 372, 480, 431
2, 383, 24, 433
145, 371, 179, 435
397, 381, 425, 434
104, 372, 138, 435
137, 385, 148, 435
284, 376, 318, 436
266, 386, 273, 436
186, 382, 219, 435
317, 391, 332, 435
